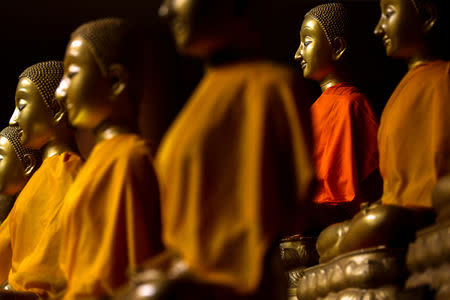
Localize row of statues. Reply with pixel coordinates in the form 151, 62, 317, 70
0, 0, 448, 299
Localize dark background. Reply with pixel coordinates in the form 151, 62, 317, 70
0, 0, 407, 148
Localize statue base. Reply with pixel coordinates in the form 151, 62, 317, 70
406, 220, 450, 299
297, 247, 407, 300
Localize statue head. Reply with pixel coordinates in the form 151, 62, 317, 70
374, 0, 443, 59
55, 18, 143, 130
0, 126, 41, 196
9, 61, 66, 150
294, 3, 349, 81
158, 0, 260, 57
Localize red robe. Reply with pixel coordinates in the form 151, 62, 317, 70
311, 83, 379, 208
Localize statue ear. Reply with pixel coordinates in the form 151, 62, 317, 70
422, 2, 437, 34
332, 37, 347, 61
52, 98, 67, 124
22, 154, 37, 177
108, 64, 130, 100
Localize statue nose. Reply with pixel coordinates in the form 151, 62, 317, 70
9, 109, 19, 125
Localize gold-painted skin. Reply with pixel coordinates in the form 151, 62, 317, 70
56, 37, 134, 142
316, 0, 440, 262
374, 0, 437, 69
10, 78, 74, 158
159, 0, 258, 59
295, 15, 348, 91
0, 137, 29, 196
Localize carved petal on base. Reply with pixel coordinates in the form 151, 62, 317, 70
406, 263, 450, 290
297, 247, 407, 300
316, 286, 400, 300
406, 220, 450, 273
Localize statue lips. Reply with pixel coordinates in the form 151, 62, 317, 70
301, 61, 307, 70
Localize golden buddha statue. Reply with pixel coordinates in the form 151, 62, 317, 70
0, 126, 41, 224
294, 2, 381, 223
297, 0, 449, 298
116, 1, 314, 299
0, 61, 83, 299
55, 18, 163, 300
0, 126, 41, 197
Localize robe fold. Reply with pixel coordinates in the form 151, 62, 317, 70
60, 134, 163, 300
311, 83, 379, 206
156, 61, 314, 293
379, 60, 450, 208
0, 152, 82, 298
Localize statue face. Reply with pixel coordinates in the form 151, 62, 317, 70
10, 78, 54, 149
374, 0, 423, 58
0, 137, 27, 196
295, 16, 334, 81
159, 0, 198, 51
56, 37, 111, 129
159, 0, 235, 56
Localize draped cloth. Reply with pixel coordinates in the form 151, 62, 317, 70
156, 61, 314, 294
311, 83, 379, 206
60, 134, 163, 300
379, 60, 450, 208
0, 153, 82, 298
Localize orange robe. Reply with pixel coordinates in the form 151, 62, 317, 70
156, 61, 314, 293
0, 152, 82, 297
311, 83, 379, 206
60, 134, 163, 300
379, 60, 450, 208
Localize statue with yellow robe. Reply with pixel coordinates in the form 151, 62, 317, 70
55, 18, 164, 300
0, 126, 41, 224
0, 61, 83, 299
116, 1, 315, 299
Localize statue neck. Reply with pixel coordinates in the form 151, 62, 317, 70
94, 121, 134, 144
42, 139, 74, 159
407, 46, 438, 70
319, 72, 349, 93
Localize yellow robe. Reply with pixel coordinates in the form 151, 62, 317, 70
156, 61, 314, 293
0, 152, 82, 297
379, 60, 450, 208
60, 134, 163, 300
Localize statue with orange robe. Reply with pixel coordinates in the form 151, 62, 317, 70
316, 0, 449, 262
55, 18, 164, 300
294, 3, 380, 218
0, 125, 42, 285
136, 0, 316, 299
0, 61, 83, 298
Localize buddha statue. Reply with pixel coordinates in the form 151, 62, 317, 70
0, 126, 41, 223
0, 61, 83, 299
54, 18, 163, 300
115, 1, 315, 299
294, 2, 381, 224
297, 0, 449, 298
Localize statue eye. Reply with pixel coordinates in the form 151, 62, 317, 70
18, 104, 26, 111
304, 41, 312, 47
385, 6, 395, 18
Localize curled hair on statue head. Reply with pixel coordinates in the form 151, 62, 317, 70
70, 18, 145, 103
305, 2, 349, 46
0, 126, 42, 176
19, 61, 64, 116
